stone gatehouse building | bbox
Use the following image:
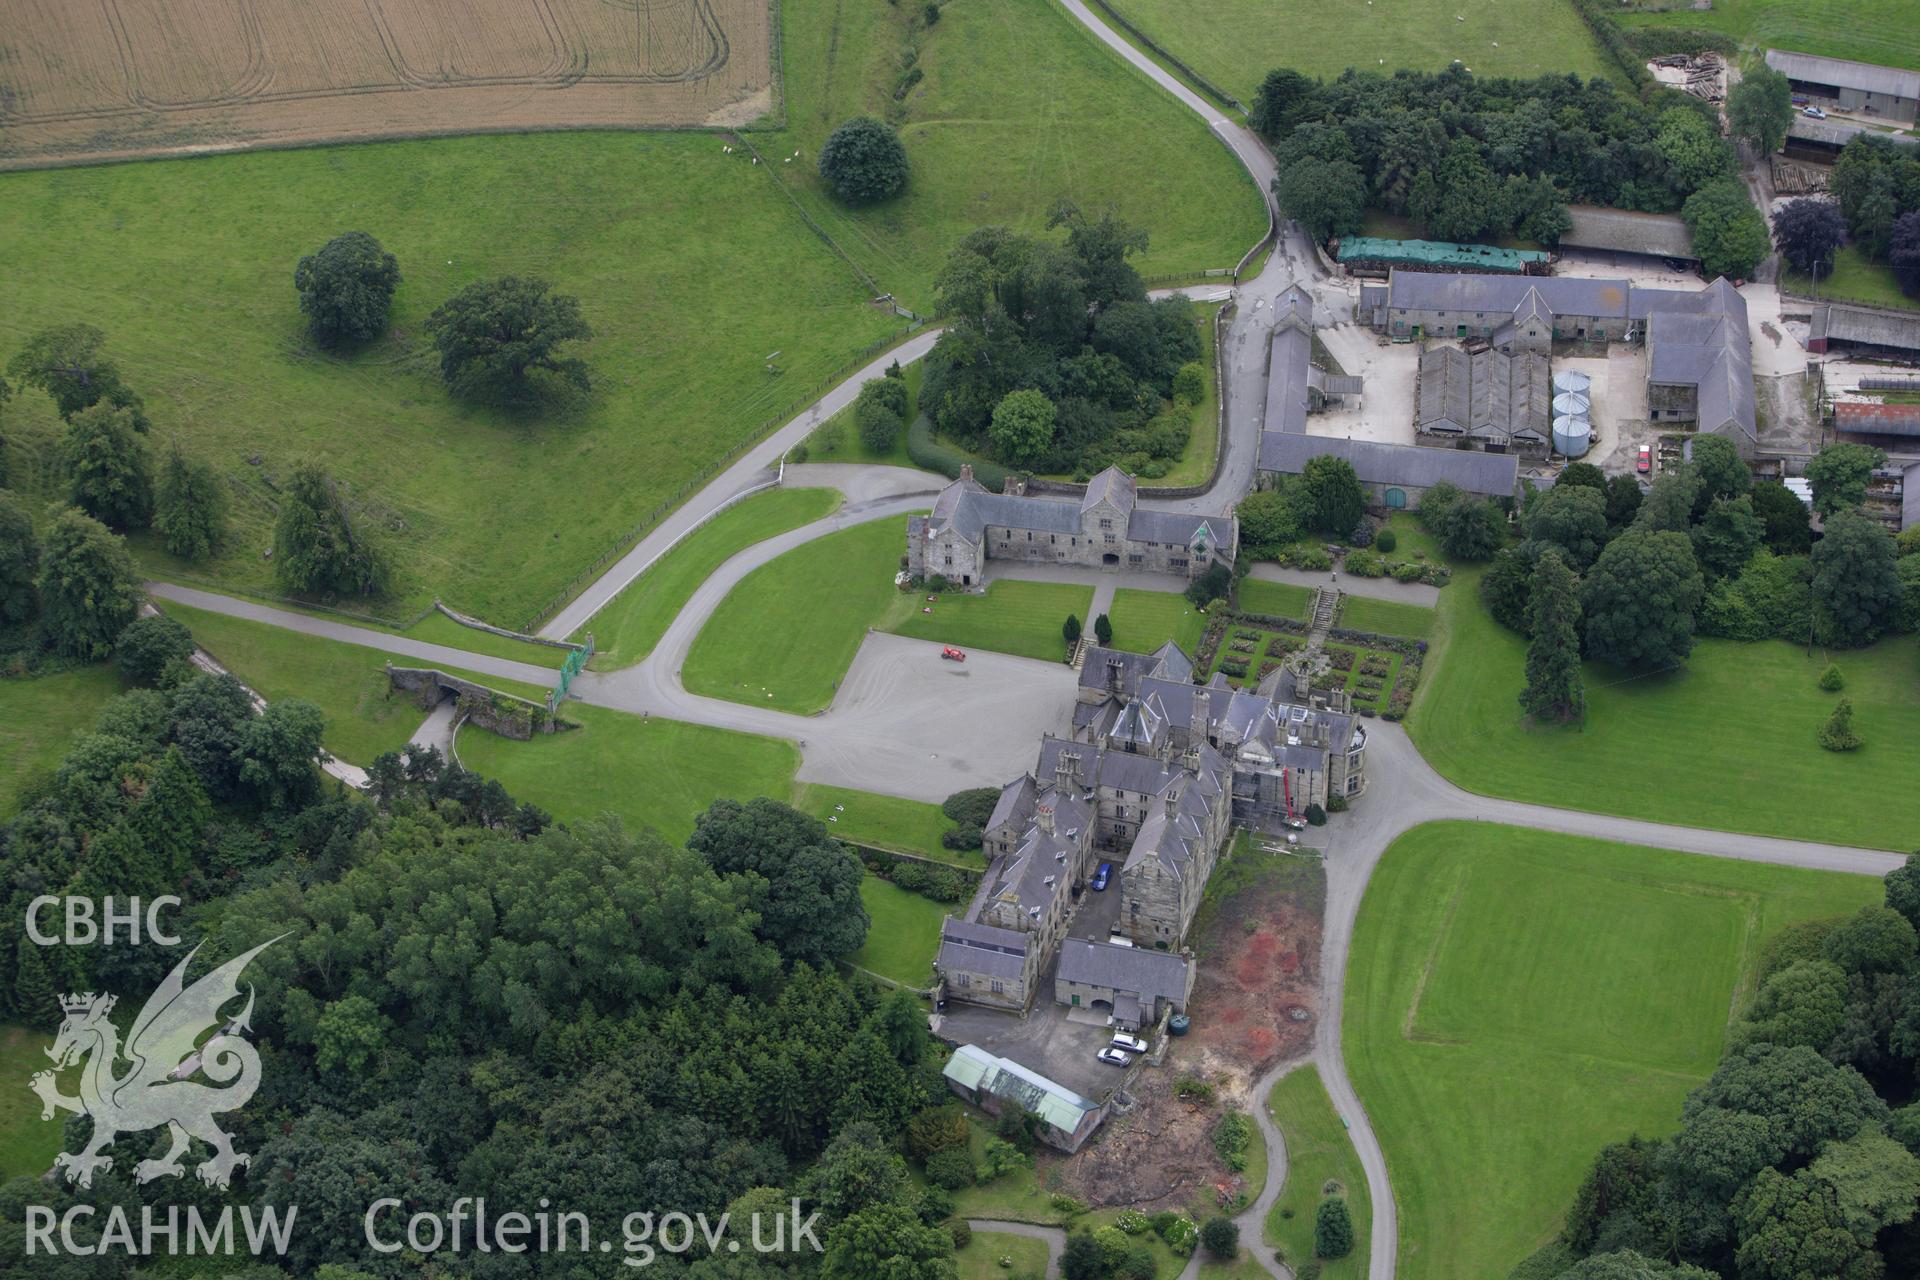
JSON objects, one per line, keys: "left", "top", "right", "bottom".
{"left": 906, "top": 465, "right": 1236, "bottom": 585}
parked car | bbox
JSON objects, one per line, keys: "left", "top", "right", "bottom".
{"left": 1096, "top": 1047, "right": 1132, "bottom": 1067}
{"left": 941, "top": 646, "right": 966, "bottom": 662}
{"left": 1803, "top": 106, "right": 1827, "bottom": 119}
{"left": 1110, "top": 1032, "right": 1149, "bottom": 1054}
{"left": 1091, "top": 861, "right": 1113, "bottom": 891}
{"left": 1637, "top": 444, "right": 1653, "bottom": 474}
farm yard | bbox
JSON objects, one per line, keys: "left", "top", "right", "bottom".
{"left": 1345, "top": 822, "right": 1882, "bottom": 1280}
{"left": 1097, "top": 0, "right": 1616, "bottom": 105}
{"left": 0, "top": 0, "right": 773, "bottom": 168}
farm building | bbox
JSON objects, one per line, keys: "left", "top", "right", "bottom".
{"left": 1336, "top": 236, "right": 1549, "bottom": 277}
{"left": 1373, "top": 270, "right": 1758, "bottom": 454}
{"left": 1556, "top": 206, "right": 1696, "bottom": 265}
{"left": 1414, "top": 346, "right": 1552, "bottom": 455}
{"left": 1834, "top": 401, "right": 1920, "bottom": 443}
{"left": 1264, "top": 281, "right": 1364, "bottom": 435}
{"left": 1764, "top": 50, "right": 1920, "bottom": 124}
{"left": 1784, "top": 116, "right": 1866, "bottom": 161}
{"left": 1055, "top": 939, "right": 1195, "bottom": 1032}
{"left": 942, "top": 1045, "right": 1106, "bottom": 1152}
{"left": 1808, "top": 303, "right": 1920, "bottom": 358}
{"left": 937, "top": 920, "right": 1040, "bottom": 1012}
{"left": 1258, "top": 432, "right": 1521, "bottom": 507}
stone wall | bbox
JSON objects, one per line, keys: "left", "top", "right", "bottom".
{"left": 386, "top": 666, "right": 564, "bottom": 741}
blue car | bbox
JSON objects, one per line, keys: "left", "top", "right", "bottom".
{"left": 1090, "top": 862, "right": 1113, "bottom": 891}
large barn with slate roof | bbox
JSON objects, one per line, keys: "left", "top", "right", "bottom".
{"left": 906, "top": 464, "right": 1236, "bottom": 584}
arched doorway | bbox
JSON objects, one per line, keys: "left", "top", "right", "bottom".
{"left": 1385, "top": 487, "right": 1407, "bottom": 509}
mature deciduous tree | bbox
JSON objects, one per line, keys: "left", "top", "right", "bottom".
{"left": 1692, "top": 495, "right": 1763, "bottom": 580}
{"left": 687, "top": 797, "right": 870, "bottom": 967}
{"left": 1771, "top": 198, "right": 1848, "bottom": 278}
{"left": 1580, "top": 531, "right": 1703, "bottom": 670}
{"left": 1749, "top": 479, "right": 1812, "bottom": 554}
{"left": 1634, "top": 470, "right": 1700, "bottom": 534}
{"left": 1524, "top": 485, "right": 1608, "bottom": 571}
{"left": 1682, "top": 180, "right": 1771, "bottom": 281}
{"left": 37, "top": 506, "right": 142, "bottom": 659}
{"left": 0, "top": 490, "right": 38, "bottom": 625}
{"left": 1521, "top": 548, "right": 1584, "bottom": 724}
{"left": 1728, "top": 67, "right": 1794, "bottom": 158}
{"left": 235, "top": 698, "right": 326, "bottom": 811}
{"left": 1273, "top": 157, "right": 1367, "bottom": 242}
{"left": 7, "top": 323, "right": 149, "bottom": 429}
{"left": 1806, "top": 443, "right": 1886, "bottom": 518}
{"left": 855, "top": 375, "right": 911, "bottom": 452}
{"left": 1811, "top": 509, "right": 1902, "bottom": 646}
{"left": 1893, "top": 210, "right": 1920, "bottom": 297}
{"left": 294, "top": 231, "right": 401, "bottom": 343}
{"left": 818, "top": 117, "right": 910, "bottom": 205}
{"left": 115, "top": 614, "right": 193, "bottom": 687}
{"left": 1604, "top": 474, "right": 1643, "bottom": 530}
{"left": 1481, "top": 544, "right": 1538, "bottom": 635}
{"left": 62, "top": 403, "right": 151, "bottom": 530}
{"left": 426, "top": 276, "right": 591, "bottom": 401}
{"left": 988, "top": 388, "right": 1056, "bottom": 468}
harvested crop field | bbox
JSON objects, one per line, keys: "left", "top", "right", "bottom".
{"left": 0, "top": 0, "right": 772, "bottom": 169}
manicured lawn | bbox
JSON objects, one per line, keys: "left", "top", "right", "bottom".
{"left": 1101, "top": 0, "right": 1614, "bottom": 104}
{"left": 1265, "top": 1065, "right": 1371, "bottom": 1280}
{"left": 0, "top": 665, "right": 126, "bottom": 815}
{"left": 684, "top": 516, "right": 910, "bottom": 714}
{"left": 1152, "top": 302, "right": 1225, "bottom": 489}
{"left": 0, "top": 1025, "right": 68, "bottom": 1180}
{"left": 792, "top": 782, "right": 981, "bottom": 867}
{"left": 1377, "top": 512, "right": 1445, "bottom": 564}
{"left": 956, "top": 1231, "right": 1051, "bottom": 1280}
{"left": 157, "top": 602, "right": 550, "bottom": 768}
{"left": 1617, "top": 0, "right": 1920, "bottom": 71}
{"left": 1409, "top": 566, "right": 1920, "bottom": 849}
{"left": 1346, "top": 822, "right": 1882, "bottom": 1280}
{"left": 886, "top": 579, "right": 1093, "bottom": 664}
{"left": 764, "top": 0, "right": 1266, "bottom": 312}
{"left": 1780, "top": 244, "right": 1920, "bottom": 313}
{"left": 1107, "top": 587, "right": 1208, "bottom": 655}
{"left": 454, "top": 705, "right": 800, "bottom": 847}
{"left": 1237, "top": 579, "right": 1311, "bottom": 620}
{"left": 1337, "top": 595, "right": 1435, "bottom": 640}
{"left": 578, "top": 487, "right": 843, "bottom": 668}
{"left": 402, "top": 611, "right": 572, "bottom": 669}
{"left": 850, "top": 875, "right": 950, "bottom": 987}
{"left": 0, "top": 134, "right": 906, "bottom": 626}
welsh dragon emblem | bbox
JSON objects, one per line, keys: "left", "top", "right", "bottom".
{"left": 29, "top": 938, "right": 279, "bottom": 1189}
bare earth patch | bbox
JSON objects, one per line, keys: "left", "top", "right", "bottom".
{"left": 1056, "top": 854, "right": 1325, "bottom": 1211}
{"left": 0, "top": 0, "right": 773, "bottom": 169}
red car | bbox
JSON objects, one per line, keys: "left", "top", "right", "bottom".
{"left": 1636, "top": 444, "right": 1653, "bottom": 475}
{"left": 941, "top": 646, "right": 966, "bottom": 662}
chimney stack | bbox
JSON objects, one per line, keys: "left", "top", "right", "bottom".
{"left": 1037, "top": 802, "right": 1055, "bottom": 835}
{"left": 1106, "top": 658, "right": 1123, "bottom": 695}
{"left": 959, "top": 463, "right": 975, "bottom": 485}
{"left": 1192, "top": 689, "right": 1211, "bottom": 747}
{"left": 1056, "top": 750, "right": 1079, "bottom": 793}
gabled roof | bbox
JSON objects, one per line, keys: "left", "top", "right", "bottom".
{"left": 1645, "top": 279, "right": 1754, "bottom": 445}
{"left": 1386, "top": 269, "right": 1632, "bottom": 320}
{"left": 1765, "top": 49, "right": 1920, "bottom": 101}
{"left": 1258, "top": 432, "right": 1519, "bottom": 497}
{"left": 986, "top": 775, "right": 1037, "bottom": 835}
{"left": 1080, "top": 466, "right": 1136, "bottom": 515}
{"left": 1127, "top": 508, "right": 1228, "bottom": 549}
{"left": 1057, "top": 938, "right": 1193, "bottom": 1002}
{"left": 938, "top": 920, "right": 1030, "bottom": 982}
{"left": 944, "top": 1045, "right": 1100, "bottom": 1132}
{"left": 1559, "top": 207, "right": 1696, "bottom": 261}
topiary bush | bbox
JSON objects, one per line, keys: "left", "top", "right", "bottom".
{"left": 1819, "top": 663, "right": 1844, "bottom": 692}
{"left": 818, "top": 116, "right": 910, "bottom": 204}
{"left": 1374, "top": 528, "right": 1397, "bottom": 554}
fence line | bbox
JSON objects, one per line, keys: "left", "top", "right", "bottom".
{"left": 1080, "top": 0, "right": 1246, "bottom": 114}
{"left": 434, "top": 601, "right": 581, "bottom": 651}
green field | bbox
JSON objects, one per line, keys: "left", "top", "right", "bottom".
{"left": 765, "top": 0, "right": 1266, "bottom": 310}
{"left": 1617, "top": 0, "right": 1920, "bottom": 71}
{"left": 1106, "top": 587, "right": 1208, "bottom": 654}
{"left": 850, "top": 874, "right": 950, "bottom": 987}
{"left": 1409, "top": 566, "right": 1920, "bottom": 849}
{"left": 0, "top": 665, "right": 126, "bottom": 815}
{"left": 791, "top": 782, "right": 978, "bottom": 866}
{"left": 0, "top": 1026, "right": 65, "bottom": 1180}
{"left": 1781, "top": 244, "right": 1920, "bottom": 313}
{"left": 1346, "top": 822, "right": 1882, "bottom": 1280}
{"left": 1100, "top": 0, "right": 1614, "bottom": 104}
{"left": 956, "top": 1231, "right": 1051, "bottom": 1280}
{"left": 1337, "top": 595, "right": 1435, "bottom": 640}
{"left": 1237, "top": 578, "right": 1312, "bottom": 620}
{"left": 887, "top": 579, "right": 1092, "bottom": 663}
{"left": 455, "top": 704, "right": 800, "bottom": 846}
{"left": 684, "top": 517, "right": 908, "bottom": 714}
{"left": 578, "top": 487, "right": 843, "bottom": 667}
{"left": 1265, "top": 1066, "right": 1371, "bottom": 1280}
{"left": 803, "top": 367, "right": 925, "bottom": 468}
{"left": 157, "top": 602, "right": 550, "bottom": 768}
{"left": 0, "top": 134, "right": 905, "bottom": 626}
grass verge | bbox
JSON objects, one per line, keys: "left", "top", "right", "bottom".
{"left": 1336, "top": 595, "right": 1435, "bottom": 640}
{"left": 850, "top": 874, "right": 950, "bottom": 987}
{"left": 1345, "top": 821, "right": 1881, "bottom": 1280}
{"left": 1237, "top": 579, "right": 1311, "bottom": 620}
{"left": 886, "top": 579, "right": 1092, "bottom": 664}
{"left": 1264, "top": 1064, "right": 1371, "bottom": 1280}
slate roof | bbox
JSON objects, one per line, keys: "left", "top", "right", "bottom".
{"left": 986, "top": 774, "right": 1037, "bottom": 835}
{"left": 1386, "top": 270, "right": 1633, "bottom": 320}
{"left": 1264, "top": 321, "right": 1313, "bottom": 435}
{"left": 1646, "top": 279, "right": 1755, "bottom": 445}
{"left": 938, "top": 920, "right": 1030, "bottom": 982}
{"left": 1056, "top": 939, "right": 1193, "bottom": 1003}
{"left": 1128, "top": 509, "right": 1228, "bottom": 549}
{"left": 1559, "top": 206, "right": 1696, "bottom": 261}
{"left": 1786, "top": 117, "right": 1866, "bottom": 148}
{"left": 988, "top": 786, "right": 1093, "bottom": 920}
{"left": 1905, "top": 463, "right": 1920, "bottom": 530}
{"left": 1258, "top": 432, "right": 1520, "bottom": 497}
{"left": 1765, "top": 49, "right": 1920, "bottom": 101}
{"left": 926, "top": 486, "right": 1083, "bottom": 542}
{"left": 1416, "top": 346, "right": 1471, "bottom": 436}
{"left": 1081, "top": 466, "right": 1136, "bottom": 514}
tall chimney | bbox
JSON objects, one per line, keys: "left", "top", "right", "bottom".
{"left": 1191, "top": 689, "right": 1211, "bottom": 746}
{"left": 1106, "top": 658, "right": 1122, "bottom": 695}
{"left": 1056, "top": 749, "right": 1079, "bottom": 793}
{"left": 1037, "top": 802, "right": 1055, "bottom": 835}
{"left": 959, "top": 463, "right": 975, "bottom": 485}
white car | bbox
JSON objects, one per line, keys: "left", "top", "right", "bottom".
{"left": 1802, "top": 106, "right": 1827, "bottom": 119}
{"left": 1110, "top": 1032, "right": 1149, "bottom": 1054}
{"left": 1096, "top": 1047, "right": 1132, "bottom": 1067}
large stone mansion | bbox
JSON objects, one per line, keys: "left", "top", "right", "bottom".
{"left": 906, "top": 465, "right": 1237, "bottom": 585}
{"left": 936, "top": 641, "right": 1365, "bottom": 1024}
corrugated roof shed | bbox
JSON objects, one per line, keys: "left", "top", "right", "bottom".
{"left": 1818, "top": 304, "right": 1920, "bottom": 354}
{"left": 1338, "top": 237, "right": 1548, "bottom": 273}
{"left": 1835, "top": 401, "right": 1920, "bottom": 437}
{"left": 942, "top": 1045, "right": 1101, "bottom": 1133}
{"left": 1765, "top": 49, "right": 1920, "bottom": 101}
{"left": 1559, "top": 206, "right": 1696, "bottom": 261}
{"left": 1257, "top": 432, "right": 1520, "bottom": 497}
{"left": 1786, "top": 117, "right": 1866, "bottom": 148}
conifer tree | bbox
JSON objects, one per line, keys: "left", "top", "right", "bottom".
{"left": 1520, "top": 547, "right": 1585, "bottom": 724}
